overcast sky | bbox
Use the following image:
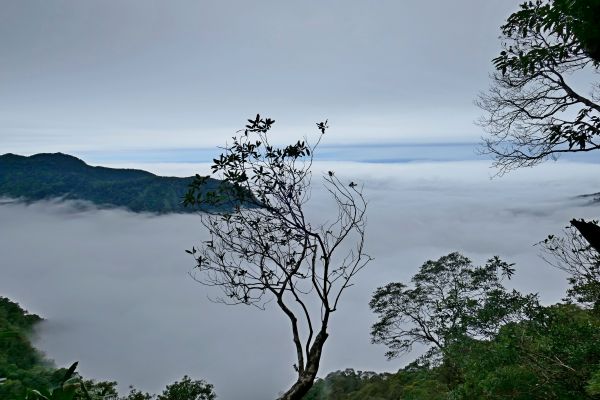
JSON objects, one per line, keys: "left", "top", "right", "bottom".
{"left": 1, "top": 0, "right": 521, "bottom": 154}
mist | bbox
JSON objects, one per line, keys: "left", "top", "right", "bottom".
{"left": 1, "top": 160, "right": 599, "bottom": 399}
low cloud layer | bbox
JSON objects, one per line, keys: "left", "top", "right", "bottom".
{"left": 1, "top": 160, "right": 599, "bottom": 399}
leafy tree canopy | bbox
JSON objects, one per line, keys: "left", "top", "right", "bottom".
{"left": 478, "top": 0, "right": 600, "bottom": 172}
{"left": 370, "top": 252, "right": 538, "bottom": 361}
{"left": 303, "top": 367, "right": 448, "bottom": 400}
{"left": 156, "top": 376, "right": 216, "bottom": 400}
{"left": 450, "top": 304, "right": 600, "bottom": 399}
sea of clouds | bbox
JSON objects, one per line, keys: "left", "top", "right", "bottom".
{"left": 1, "top": 160, "right": 599, "bottom": 399}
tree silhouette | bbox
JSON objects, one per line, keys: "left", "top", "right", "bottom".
{"left": 478, "top": 0, "right": 600, "bottom": 174}
{"left": 184, "top": 115, "right": 371, "bottom": 400}
{"left": 478, "top": 0, "right": 600, "bottom": 264}
{"left": 157, "top": 376, "right": 215, "bottom": 400}
{"left": 539, "top": 220, "right": 600, "bottom": 307}
{"left": 370, "top": 253, "right": 537, "bottom": 362}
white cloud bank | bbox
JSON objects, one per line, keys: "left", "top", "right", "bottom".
{"left": 1, "top": 160, "right": 599, "bottom": 399}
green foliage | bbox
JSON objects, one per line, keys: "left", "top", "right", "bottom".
{"left": 303, "top": 367, "right": 448, "bottom": 400}
{"left": 0, "top": 153, "right": 226, "bottom": 214}
{"left": 0, "top": 297, "right": 43, "bottom": 370}
{"left": 493, "top": 0, "right": 600, "bottom": 76}
{"left": 0, "top": 297, "right": 64, "bottom": 400}
{"left": 156, "top": 376, "right": 216, "bottom": 400}
{"left": 26, "top": 362, "right": 91, "bottom": 400}
{"left": 304, "top": 303, "right": 600, "bottom": 400}
{"left": 587, "top": 368, "right": 600, "bottom": 395}
{"left": 370, "top": 252, "right": 538, "bottom": 361}
{"left": 81, "top": 379, "right": 118, "bottom": 399}
{"left": 478, "top": 0, "right": 600, "bottom": 172}
{"left": 363, "top": 249, "right": 600, "bottom": 399}
{"left": 0, "top": 296, "right": 218, "bottom": 400}
{"left": 450, "top": 304, "right": 600, "bottom": 399}
{"left": 122, "top": 386, "right": 154, "bottom": 400}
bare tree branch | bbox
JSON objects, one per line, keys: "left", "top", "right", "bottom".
{"left": 184, "top": 115, "right": 371, "bottom": 400}
{"left": 478, "top": 0, "right": 600, "bottom": 174}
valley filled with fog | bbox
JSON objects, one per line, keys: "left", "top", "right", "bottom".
{"left": 1, "top": 159, "right": 598, "bottom": 400}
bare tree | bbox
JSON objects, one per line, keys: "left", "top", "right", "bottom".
{"left": 184, "top": 115, "right": 371, "bottom": 400}
{"left": 477, "top": 0, "right": 600, "bottom": 174}
{"left": 538, "top": 219, "right": 600, "bottom": 307}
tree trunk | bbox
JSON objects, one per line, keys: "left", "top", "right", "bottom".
{"left": 278, "top": 331, "right": 328, "bottom": 400}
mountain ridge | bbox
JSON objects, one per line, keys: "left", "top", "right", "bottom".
{"left": 0, "top": 152, "right": 223, "bottom": 213}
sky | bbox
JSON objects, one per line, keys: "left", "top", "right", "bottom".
{"left": 1, "top": 0, "right": 522, "bottom": 155}
{"left": 2, "top": 1, "right": 600, "bottom": 399}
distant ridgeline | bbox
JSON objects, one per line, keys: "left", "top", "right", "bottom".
{"left": 578, "top": 192, "right": 600, "bottom": 204}
{"left": 0, "top": 153, "right": 230, "bottom": 213}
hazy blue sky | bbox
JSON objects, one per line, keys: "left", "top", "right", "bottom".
{"left": 1, "top": 0, "right": 521, "bottom": 155}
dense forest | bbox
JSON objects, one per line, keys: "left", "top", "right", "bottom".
{"left": 0, "top": 296, "right": 216, "bottom": 400}
{"left": 303, "top": 250, "right": 600, "bottom": 399}
{"left": 0, "top": 297, "right": 65, "bottom": 398}
{"left": 0, "top": 153, "right": 229, "bottom": 214}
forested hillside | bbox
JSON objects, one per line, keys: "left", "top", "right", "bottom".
{"left": 0, "top": 297, "right": 65, "bottom": 398}
{"left": 301, "top": 307, "right": 600, "bottom": 399}
{"left": 0, "top": 153, "right": 226, "bottom": 213}
{"left": 300, "top": 246, "right": 600, "bottom": 399}
{"left": 302, "top": 306, "right": 600, "bottom": 399}
{"left": 0, "top": 297, "right": 216, "bottom": 400}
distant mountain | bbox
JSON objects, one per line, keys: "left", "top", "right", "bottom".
{"left": 578, "top": 192, "right": 600, "bottom": 204}
{"left": 0, "top": 153, "right": 225, "bottom": 213}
